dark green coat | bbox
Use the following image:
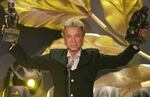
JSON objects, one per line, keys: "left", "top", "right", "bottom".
{"left": 9, "top": 44, "right": 139, "bottom": 97}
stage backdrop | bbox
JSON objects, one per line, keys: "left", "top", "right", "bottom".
{"left": 0, "top": 0, "right": 150, "bottom": 97}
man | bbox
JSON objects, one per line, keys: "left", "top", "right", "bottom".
{"left": 8, "top": 18, "right": 147, "bottom": 97}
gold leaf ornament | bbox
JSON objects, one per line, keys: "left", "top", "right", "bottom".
{"left": 94, "top": 64, "right": 150, "bottom": 97}
{"left": 68, "top": 0, "right": 91, "bottom": 13}
{"left": 14, "top": 0, "right": 91, "bottom": 29}
{"left": 100, "top": 0, "right": 142, "bottom": 36}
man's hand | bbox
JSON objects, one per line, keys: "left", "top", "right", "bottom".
{"left": 125, "top": 27, "right": 148, "bottom": 46}
{"left": 138, "top": 28, "right": 148, "bottom": 40}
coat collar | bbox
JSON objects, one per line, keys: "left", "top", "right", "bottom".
{"left": 53, "top": 49, "right": 90, "bottom": 69}
{"left": 64, "top": 49, "right": 90, "bottom": 69}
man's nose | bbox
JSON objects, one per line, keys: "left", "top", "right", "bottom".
{"left": 71, "top": 37, "right": 76, "bottom": 42}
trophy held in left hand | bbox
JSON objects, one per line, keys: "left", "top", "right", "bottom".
{"left": 2, "top": 2, "right": 20, "bottom": 44}
{"left": 125, "top": 6, "right": 149, "bottom": 46}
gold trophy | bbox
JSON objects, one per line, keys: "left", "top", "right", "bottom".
{"left": 2, "top": 2, "right": 20, "bottom": 43}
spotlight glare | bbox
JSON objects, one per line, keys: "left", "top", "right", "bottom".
{"left": 26, "top": 78, "right": 37, "bottom": 89}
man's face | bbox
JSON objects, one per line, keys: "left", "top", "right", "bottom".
{"left": 63, "top": 26, "right": 84, "bottom": 53}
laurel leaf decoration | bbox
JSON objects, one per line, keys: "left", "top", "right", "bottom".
{"left": 14, "top": 0, "right": 91, "bottom": 29}
{"left": 100, "top": 0, "right": 142, "bottom": 36}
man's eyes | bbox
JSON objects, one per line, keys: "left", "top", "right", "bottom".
{"left": 66, "top": 34, "right": 82, "bottom": 38}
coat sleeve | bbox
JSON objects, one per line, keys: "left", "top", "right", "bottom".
{"left": 96, "top": 45, "right": 139, "bottom": 70}
{"left": 9, "top": 44, "right": 50, "bottom": 70}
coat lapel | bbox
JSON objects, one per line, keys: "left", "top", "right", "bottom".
{"left": 77, "top": 49, "right": 90, "bottom": 69}
{"left": 60, "top": 49, "right": 68, "bottom": 67}
{"left": 51, "top": 49, "right": 68, "bottom": 68}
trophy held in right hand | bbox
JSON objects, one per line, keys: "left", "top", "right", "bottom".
{"left": 2, "top": 2, "right": 20, "bottom": 44}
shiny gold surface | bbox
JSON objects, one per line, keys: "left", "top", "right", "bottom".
{"left": 12, "top": 0, "right": 91, "bottom": 29}
{"left": 94, "top": 64, "right": 150, "bottom": 97}
{"left": 100, "top": 0, "right": 142, "bottom": 36}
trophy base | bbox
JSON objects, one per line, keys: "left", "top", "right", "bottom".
{"left": 2, "top": 28, "right": 20, "bottom": 43}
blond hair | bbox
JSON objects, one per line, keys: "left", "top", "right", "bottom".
{"left": 62, "top": 18, "right": 85, "bottom": 36}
